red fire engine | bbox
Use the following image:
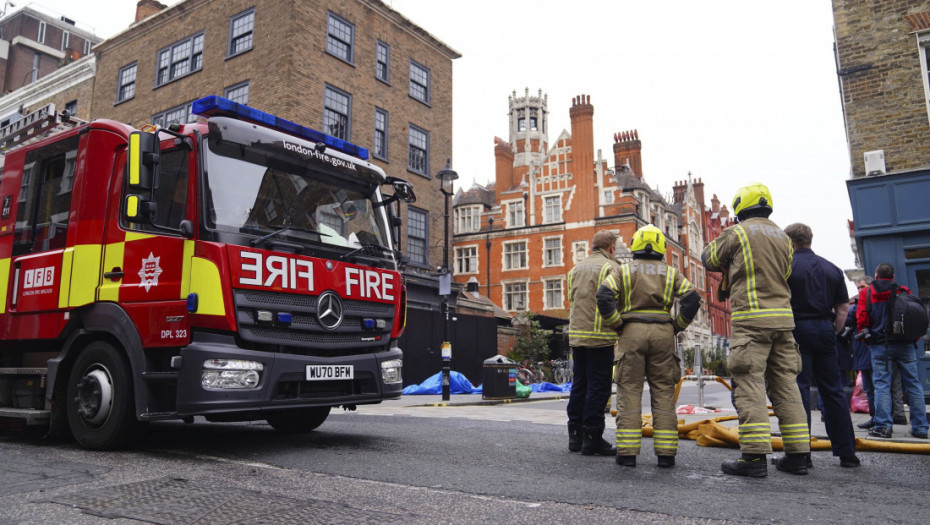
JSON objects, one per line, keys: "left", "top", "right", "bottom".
{"left": 0, "top": 97, "right": 415, "bottom": 449}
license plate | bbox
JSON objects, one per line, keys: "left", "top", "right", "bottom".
{"left": 305, "top": 365, "right": 354, "bottom": 381}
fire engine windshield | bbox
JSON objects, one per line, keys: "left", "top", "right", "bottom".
{"left": 202, "top": 117, "right": 392, "bottom": 255}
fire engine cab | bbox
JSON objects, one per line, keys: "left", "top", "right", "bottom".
{"left": 0, "top": 96, "right": 415, "bottom": 449}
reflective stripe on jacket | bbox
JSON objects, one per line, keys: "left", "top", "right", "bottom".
{"left": 701, "top": 217, "right": 794, "bottom": 329}
{"left": 568, "top": 249, "right": 622, "bottom": 346}
{"left": 596, "top": 258, "right": 701, "bottom": 332}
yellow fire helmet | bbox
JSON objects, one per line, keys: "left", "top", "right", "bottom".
{"left": 732, "top": 182, "right": 773, "bottom": 217}
{"left": 630, "top": 224, "right": 666, "bottom": 256}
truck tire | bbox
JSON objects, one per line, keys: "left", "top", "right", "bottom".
{"left": 66, "top": 341, "right": 140, "bottom": 450}
{"left": 266, "top": 407, "right": 331, "bottom": 433}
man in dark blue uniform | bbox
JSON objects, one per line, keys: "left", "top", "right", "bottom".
{"left": 783, "top": 223, "right": 860, "bottom": 469}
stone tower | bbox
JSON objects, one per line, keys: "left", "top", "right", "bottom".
{"left": 509, "top": 88, "right": 549, "bottom": 170}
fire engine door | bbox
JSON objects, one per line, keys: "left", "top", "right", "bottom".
{"left": 3, "top": 138, "right": 78, "bottom": 339}
{"left": 99, "top": 147, "right": 192, "bottom": 345}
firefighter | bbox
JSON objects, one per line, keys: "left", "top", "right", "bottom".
{"left": 596, "top": 225, "right": 701, "bottom": 468}
{"left": 702, "top": 183, "right": 810, "bottom": 477}
{"left": 566, "top": 230, "right": 622, "bottom": 456}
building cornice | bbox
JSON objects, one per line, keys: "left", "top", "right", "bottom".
{"left": 0, "top": 55, "right": 96, "bottom": 117}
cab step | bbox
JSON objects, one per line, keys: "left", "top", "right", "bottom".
{"left": 0, "top": 407, "right": 50, "bottom": 425}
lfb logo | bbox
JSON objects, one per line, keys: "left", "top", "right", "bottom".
{"left": 23, "top": 267, "right": 55, "bottom": 289}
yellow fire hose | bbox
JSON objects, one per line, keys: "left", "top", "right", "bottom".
{"left": 610, "top": 375, "right": 930, "bottom": 454}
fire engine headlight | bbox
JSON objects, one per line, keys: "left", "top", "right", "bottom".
{"left": 201, "top": 359, "right": 264, "bottom": 389}
{"left": 380, "top": 358, "right": 403, "bottom": 384}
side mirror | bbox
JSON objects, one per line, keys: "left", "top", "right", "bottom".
{"left": 391, "top": 179, "right": 416, "bottom": 203}
{"left": 127, "top": 131, "right": 158, "bottom": 190}
{"left": 124, "top": 194, "right": 156, "bottom": 224}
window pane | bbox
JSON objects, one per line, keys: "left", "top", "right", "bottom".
{"left": 409, "top": 61, "right": 429, "bottom": 102}
{"left": 327, "top": 14, "right": 353, "bottom": 62}
{"left": 225, "top": 82, "right": 249, "bottom": 104}
{"left": 376, "top": 41, "right": 389, "bottom": 81}
{"left": 408, "top": 126, "right": 428, "bottom": 174}
{"left": 374, "top": 109, "right": 387, "bottom": 158}
{"left": 230, "top": 10, "right": 254, "bottom": 54}
{"left": 407, "top": 208, "right": 427, "bottom": 264}
{"left": 324, "top": 86, "right": 350, "bottom": 140}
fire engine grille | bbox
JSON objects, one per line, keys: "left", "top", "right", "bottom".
{"left": 233, "top": 290, "right": 394, "bottom": 353}
{"left": 273, "top": 372, "right": 378, "bottom": 400}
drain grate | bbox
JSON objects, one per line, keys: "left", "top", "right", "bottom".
{"left": 48, "top": 477, "right": 410, "bottom": 524}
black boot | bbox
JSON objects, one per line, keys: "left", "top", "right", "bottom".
{"left": 721, "top": 453, "right": 767, "bottom": 477}
{"left": 568, "top": 422, "right": 583, "bottom": 452}
{"left": 657, "top": 455, "right": 675, "bottom": 468}
{"left": 772, "top": 453, "right": 809, "bottom": 475}
{"left": 581, "top": 427, "right": 616, "bottom": 456}
{"left": 856, "top": 418, "right": 874, "bottom": 429}
{"left": 616, "top": 455, "right": 636, "bottom": 467}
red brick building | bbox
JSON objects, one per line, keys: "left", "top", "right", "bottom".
{"left": 452, "top": 90, "right": 725, "bottom": 349}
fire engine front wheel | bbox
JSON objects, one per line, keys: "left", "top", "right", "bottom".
{"left": 266, "top": 407, "right": 331, "bottom": 434}
{"left": 66, "top": 342, "right": 140, "bottom": 450}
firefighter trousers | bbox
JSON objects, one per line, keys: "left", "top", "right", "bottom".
{"left": 614, "top": 322, "right": 680, "bottom": 457}
{"left": 728, "top": 325, "right": 810, "bottom": 455}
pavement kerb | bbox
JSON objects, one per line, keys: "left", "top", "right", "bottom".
{"left": 389, "top": 391, "right": 930, "bottom": 451}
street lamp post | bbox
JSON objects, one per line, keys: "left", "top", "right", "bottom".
{"left": 485, "top": 217, "right": 494, "bottom": 297}
{"left": 437, "top": 159, "right": 458, "bottom": 402}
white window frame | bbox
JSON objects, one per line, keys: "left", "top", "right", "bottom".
{"left": 604, "top": 190, "right": 613, "bottom": 204}
{"left": 543, "top": 278, "right": 564, "bottom": 310}
{"left": 542, "top": 235, "right": 563, "bottom": 267}
{"left": 37, "top": 21, "right": 46, "bottom": 44}
{"left": 572, "top": 241, "right": 588, "bottom": 263}
{"left": 454, "top": 204, "right": 482, "bottom": 234}
{"left": 454, "top": 244, "right": 479, "bottom": 275}
{"left": 503, "top": 280, "right": 529, "bottom": 312}
{"left": 61, "top": 31, "right": 69, "bottom": 51}
{"left": 502, "top": 240, "right": 528, "bottom": 271}
{"left": 918, "top": 32, "right": 930, "bottom": 126}
{"left": 543, "top": 194, "right": 562, "bottom": 224}
{"left": 506, "top": 199, "right": 525, "bottom": 228}
{"left": 83, "top": 39, "right": 91, "bottom": 55}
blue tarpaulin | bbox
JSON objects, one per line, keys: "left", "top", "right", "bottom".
{"left": 401, "top": 372, "right": 572, "bottom": 395}
{"left": 531, "top": 382, "right": 572, "bottom": 393}
{"left": 402, "top": 371, "right": 481, "bottom": 395}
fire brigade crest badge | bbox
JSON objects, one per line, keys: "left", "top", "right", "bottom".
{"left": 139, "top": 252, "right": 163, "bottom": 292}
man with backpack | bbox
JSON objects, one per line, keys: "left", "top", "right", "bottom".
{"left": 855, "top": 263, "right": 929, "bottom": 439}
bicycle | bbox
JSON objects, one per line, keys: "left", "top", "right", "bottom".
{"left": 550, "top": 358, "right": 572, "bottom": 384}
{"left": 515, "top": 360, "right": 545, "bottom": 384}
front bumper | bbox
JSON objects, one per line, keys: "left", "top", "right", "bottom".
{"left": 174, "top": 333, "right": 402, "bottom": 417}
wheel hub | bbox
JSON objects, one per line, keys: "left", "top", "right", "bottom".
{"left": 74, "top": 369, "right": 113, "bottom": 426}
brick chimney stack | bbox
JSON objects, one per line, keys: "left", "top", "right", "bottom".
{"left": 672, "top": 179, "right": 687, "bottom": 204}
{"left": 568, "top": 95, "right": 595, "bottom": 222}
{"left": 494, "top": 136, "right": 516, "bottom": 192}
{"left": 711, "top": 193, "right": 720, "bottom": 213}
{"left": 136, "top": 0, "right": 168, "bottom": 23}
{"left": 613, "top": 129, "right": 643, "bottom": 179}
{"left": 693, "top": 177, "right": 705, "bottom": 210}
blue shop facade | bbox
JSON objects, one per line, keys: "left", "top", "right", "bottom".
{"left": 847, "top": 168, "right": 930, "bottom": 397}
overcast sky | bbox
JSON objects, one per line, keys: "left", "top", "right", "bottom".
{"left": 27, "top": 0, "right": 857, "bottom": 292}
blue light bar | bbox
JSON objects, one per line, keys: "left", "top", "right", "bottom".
{"left": 192, "top": 95, "right": 369, "bottom": 160}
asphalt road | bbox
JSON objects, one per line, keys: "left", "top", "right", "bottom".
{"left": 1, "top": 390, "right": 929, "bottom": 524}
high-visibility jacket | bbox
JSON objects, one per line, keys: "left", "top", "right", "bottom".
{"left": 701, "top": 217, "right": 794, "bottom": 329}
{"left": 567, "top": 248, "right": 622, "bottom": 347}
{"left": 595, "top": 258, "right": 701, "bottom": 332}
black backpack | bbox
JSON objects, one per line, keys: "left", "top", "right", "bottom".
{"left": 866, "top": 285, "right": 930, "bottom": 343}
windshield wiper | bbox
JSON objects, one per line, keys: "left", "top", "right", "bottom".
{"left": 340, "top": 240, "right": 393, "bottom": 261}
{"left": 250, "top": 226, "right": 330, "bottom": 248}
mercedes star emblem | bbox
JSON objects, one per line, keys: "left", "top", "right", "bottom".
{"left": 317, "top": 291, "right": 344, "bottom": 330}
